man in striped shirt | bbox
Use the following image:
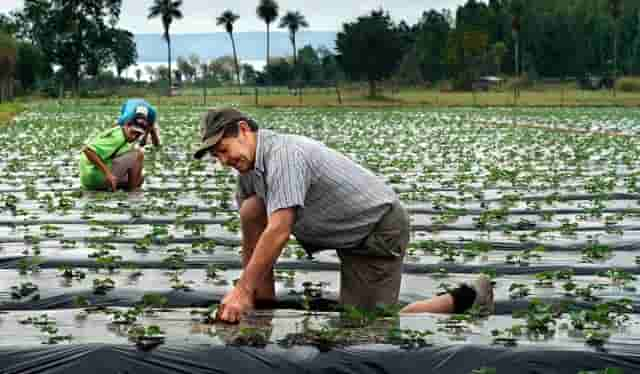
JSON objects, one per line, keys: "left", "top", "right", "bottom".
{"left": 194, "top": 108, "right": 493, "bottom": 323}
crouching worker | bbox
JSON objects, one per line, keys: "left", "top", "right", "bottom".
{"left": 79, "top": 100, "right": 156, "bottom": 191}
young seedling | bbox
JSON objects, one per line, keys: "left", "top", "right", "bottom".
{"left": 162, "top": 251, "right": 186, "bottom": 270}
{"left": 17, "top": 257, "right": 42, "bottom": 275}
{"left": 10, "top": 282, "right": 40, "bottom": 300}
{"left": 111, "top": 307, "right": 143, "bottom": 325}
{"left": 385, "top": 328, "right": 433, "bottom": 349}
{"left": 191, "top": 305, "right": 219, "bottom": 324}
{"left": 598, "top": 269, "right": 636, "bottom": 291}
{"left": 93, "top": 278, "right": 115, "bottom": 295}
{"left": 581, "top": 243, "right": 613, "bottom": 263}
{"left": 58, "top": 266, "right": 86, "bottom": 280}
{"left": 128, "top": 324, "right": 165, "bottom": 349}
{"left": 491, "top": 325, "right": 524, "bottom": 347}
{"left": 168, "top": 270, "right": 193, "bottom": 291}
{"left": 230, "top": 327, "right": 270, "bottom": 347}
{"left": 512, "top": 299, "right": 558, "bottom": 339}
{"left": 509, "top": 283, "right": 531, "bottom": 299}
{"left": 577, "top": 368, "right": 623, "bottom": 374}
{"left": 471, "top": 368, "right": 497, "bottom": 374}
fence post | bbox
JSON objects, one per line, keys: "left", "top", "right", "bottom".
{"left": 335, "top": 82, "right": 342, "bottom": 105}
{"left": 203, "top": 83, "right": 207, "bottom": 106}
{"left": 254, "top": 87, "right": 259, "bottom": 106}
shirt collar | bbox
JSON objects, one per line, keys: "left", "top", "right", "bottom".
{"left": 254, "top": 129, "right": 271, "bottom": 173}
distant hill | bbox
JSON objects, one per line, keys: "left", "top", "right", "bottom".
{"left": 135, "top": 31, "right": 337, "bottom": 62}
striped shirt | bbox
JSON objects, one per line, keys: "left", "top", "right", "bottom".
{"left": 236, "top": 129, "right": 397, "bottom": 251}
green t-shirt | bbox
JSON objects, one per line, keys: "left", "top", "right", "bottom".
{"left": 79, "top": 127, "right": 132, "bottom": 189}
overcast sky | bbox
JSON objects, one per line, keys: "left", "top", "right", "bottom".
{"left": 1, "top": 0, "right": 469, "bottom": 33}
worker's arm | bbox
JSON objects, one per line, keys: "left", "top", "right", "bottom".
{"left": 217, "top": 208, "right": 295, "bottom": 323}
{"left": 240, "top": 207, "right": 294, "bottom": 291}
{"left": 148, "top": 122, "right": 161, "bottom": 147}
{"left": 83, "top": 146, "right": 116, "bottom": 191}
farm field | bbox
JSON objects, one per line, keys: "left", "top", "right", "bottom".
{"left": 1, "top": 103, "right": 640, "bottom": 373}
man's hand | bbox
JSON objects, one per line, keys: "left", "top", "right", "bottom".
{"left": 217, "top": 283, "right": 254, "bottom": 323}
{"left": 105, "top": 172, "right": 118, "bottom": 191}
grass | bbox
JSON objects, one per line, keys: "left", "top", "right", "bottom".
{"left": 143, "top": 87, "right": 640, "bottom": 108}
{"left": 0, "top": 103, "right": 25, "bottom": 125}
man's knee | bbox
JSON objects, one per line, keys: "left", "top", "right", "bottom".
{"left": 239, "top": 196, "right": 267, "bottom": 225}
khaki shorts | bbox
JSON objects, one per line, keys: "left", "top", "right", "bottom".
{"left": 111, "top": 150, "right": 139, "bottom": 187}
{"left": 303, "top": 200, "right": 410, "bottom": 310}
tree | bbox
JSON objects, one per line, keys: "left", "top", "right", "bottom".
{"left": 609, "top": 0, "right": 623, "bottom": 88}
{"left": 241, "top": 63, "right": 257, "bottom": 84}
{"left": 256, "top": 0, "right": 279, "bottom": 70}
{"left": 144, "top": 65, "right": 156, "bottom": 81}
{"left": 259, "top": 57, "right": 292, "bottom": 85}
{"left": 415, "top": 9, "right": 451, "bottom": 82}
{"left": 491, "top": 41, "right": 507, "bottom": 74}
{"left": 148, "top": 0, "right": 183, "bottom": 95}
{"left": 0, "top": 13, "right": 18, "bottom": 35}
{"left": 177, "top": 56, "right": 196, "bottom": 82}
{"left": 297, "top": 45, "right": 323, "bottom": 82}
{"left": 0, "top": 31, "right": 17, "bottom": 102}
{"left": 318, "top": 46, "right": 343, "bottom": 82}
{"left": 16, "top": 41, "right": 50, "bottom": 91}
{"left": 208, "top": 56, "right": 236, "bottom": 83}
{"left": 135, "top": 68, "right": 142, "bottom": 82}
{"left": 216, "top": 10, "right": 241, "bottom": 85}
{"left": 279, "top": 11, "right": 309, "bottom": 70}
{"left": 18, "top": 0, "right": 125, "bottom": 96}
{"left": 156, "top": 65, "right": 170, "bottom": 81}
{"left": 510, "top": 0, "right": 524, "bottom": 77}
{"left": 336, "top": 9, "right": 404, "bottom": 97}
{"left": 111, "top": 29, "right": 138, "bottom": 78}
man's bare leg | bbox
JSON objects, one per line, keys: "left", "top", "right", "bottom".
{"left": 239, "top": 195, "right": 275, "bottom": 302}
{"left": 127, "top": 149, "right": 145, "bottom": 190}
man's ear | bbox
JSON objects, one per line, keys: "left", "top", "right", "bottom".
{"left": 238, "top": 120, "right": 250, "bottom": 133}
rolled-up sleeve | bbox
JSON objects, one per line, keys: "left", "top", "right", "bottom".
{"left": 265, "top": 148, "right": 310, "bottom": 216}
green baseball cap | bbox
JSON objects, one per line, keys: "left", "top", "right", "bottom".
{"left": 193, "top": 108, "right": 249, "bottom": 159}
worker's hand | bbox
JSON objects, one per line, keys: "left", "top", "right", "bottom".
{"left": 105, "top": 172, "right": 118, "bottom": 192}
{"left": 217, "top": 283, "right": 254, "bottom": 324}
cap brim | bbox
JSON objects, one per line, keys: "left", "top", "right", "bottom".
{"left": 193, "top": 132, "right": 224, "bottom": 159}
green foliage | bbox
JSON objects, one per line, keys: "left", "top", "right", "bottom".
{"left": 336, "top": 10, "right": 406, "bottom": 97}
{"left": 415, "top": 10, "right": 451, "bottom": 82}
{"left": 111, "top": 29, "right": 138, "bottom": 77}
{"left": 15, "top": 41, "right": 50, "bottom": 92}
{"left": 17, "top": 0, "right": 133, "bottom": 94}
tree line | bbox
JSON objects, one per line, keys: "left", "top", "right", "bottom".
{"left": 1, "top": 0, "right": 639, "bottom": 98}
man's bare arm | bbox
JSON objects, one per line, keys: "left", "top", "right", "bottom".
{"left": 238, "top": 208, "right": 295, "bottom": 293}
{"left": 83, "top": 147, "right": 111, "bottom": 175}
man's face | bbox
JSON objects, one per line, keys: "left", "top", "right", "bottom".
{"left": 211, "top": 123, "right": 256, "bottom": 174}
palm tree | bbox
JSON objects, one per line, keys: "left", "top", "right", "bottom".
{"left": 609, "top": 0, "right": 622, "bottom": 95}
{"left": 148, "top": 0, "right": 183, "bottom": 96}
{"left": 217, "top": 10, "right": 241, "bottom": 85}
{"left": 256, "top": 0, "right": 279, "bottom": 69}
{"left": 510, "top": 0, "right": 524, "bottom": 77}
{"left": 278, "top": 11, "right": 309, "bottom": 69}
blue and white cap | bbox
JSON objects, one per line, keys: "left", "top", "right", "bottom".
{"left": 117, "top": 99, "right": 157, "bottom": 128}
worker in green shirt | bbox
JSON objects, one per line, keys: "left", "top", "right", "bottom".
{"left": 79, "top": 100, "right": 157, "bottom": 191}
